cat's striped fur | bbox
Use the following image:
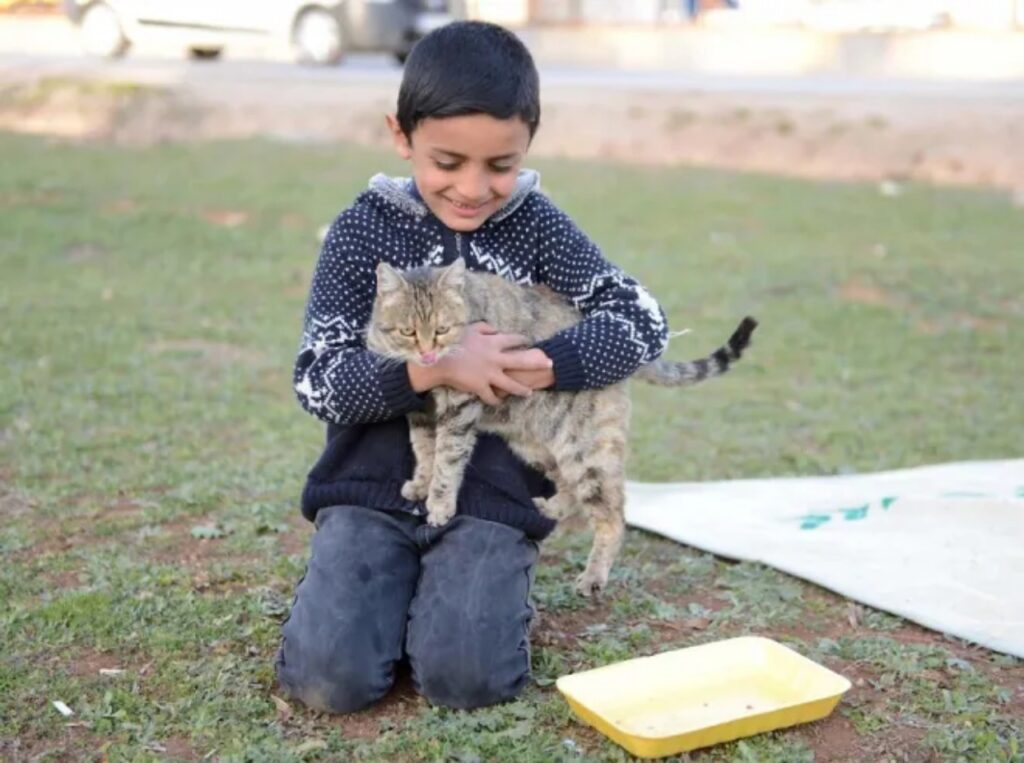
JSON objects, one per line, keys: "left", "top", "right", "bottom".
{"left": 366, "top": 259, "right": 757, "bottom": 596}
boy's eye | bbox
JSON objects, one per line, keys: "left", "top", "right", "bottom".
{"left": 399, "top": 328, "right": 415, "bottom": 337}
{"left": 435, "top": 326, "right": 449, "bottom": 335}
{"left": 489, "top": 164, "right": 515, "bottom": 174}
{"left": 434, "top": 161, "right": 459, "bottom": 171}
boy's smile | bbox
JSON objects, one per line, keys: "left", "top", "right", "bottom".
{"left": 387, "top": 112, "right": 532, "bottom": 232}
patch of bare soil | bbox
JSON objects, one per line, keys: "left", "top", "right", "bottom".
{"left": 0, "top": 188, "right": 63, "bottom": 207}
{"left": 148, "top": 338, "right": 268, "bottom": 368}
{"left": 143, "top": 515, "right": 232, "bottom": 565}
{"left": 273, "top": 667, "right": 426, "bottom": 742}
{"left": 837, "top": 278, "right": 1009, "bottom": 335}
{"left": 200, "top": 208, "right": 250, "bottom": 228}
{"left": 839, "top": 279, "right": 897, "bottom": 307}
{"left": 40, "top": 567, "right": 82, "bottom": 588}
{"left": 797, "top": 711, "right": 870, "bottom": 763}
{"left": 532, "top": 599, "right": 617, "bottom": 652}
{"left": 60, "top": 646, "right": 138, "bottom": 679}
{"left": 154, "top": 736, "right": 199, "bottom": 761}
{"left": 65, "top": 242, "right": 105, "bottom": 263}
{"left": 0, "top": 476, "right": 35, "bottom": 517}
{"left": 1, "top": 725, "right": 108, "bottom": 763}
{"left": 8, "top": 494, "right": 146, "bottom": 567}
{"left": 279, "top": 512, "right": 313, "bottom": 558}
{"left": 100, "top": 197, "right": 139, "bottom": 215}
{"left": 332, "top": 671, "right": 425, "bottom": 741}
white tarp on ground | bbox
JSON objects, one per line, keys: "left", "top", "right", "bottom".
{"left": 624, "top": 459, "right": 1024, "bottom": 658}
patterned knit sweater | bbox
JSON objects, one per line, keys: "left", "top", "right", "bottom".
{"left": 294, "top": 171, "right": 669, "bottom": 540}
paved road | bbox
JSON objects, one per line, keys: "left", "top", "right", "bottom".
{"left": 3, "top": 14, "right": 1024, "bottom": 99}
{"left": 5, "top": 49, "right": 1024, "bottom": 103}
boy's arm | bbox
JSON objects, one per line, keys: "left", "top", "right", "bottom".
{"left": 530, "top": 197, "right": 669, "bottom": 390}
{"left": 293, "top": 215, "right": 426, "bottom": 425}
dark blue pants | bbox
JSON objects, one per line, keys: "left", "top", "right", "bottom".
{"left": 275, "top": 505, "right": 538, "bottom": 713}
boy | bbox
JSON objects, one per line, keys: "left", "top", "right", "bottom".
{"left": 276, "top": 21, "right": 668, "bottom": 713}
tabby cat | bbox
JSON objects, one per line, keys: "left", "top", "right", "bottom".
{"left": 366, "top": 259, "right": 757, "bottom": 596}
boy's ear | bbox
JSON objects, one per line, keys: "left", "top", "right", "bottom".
{"left": 376, "top": 262, "right": 406, "bottom": 295}
{"left": 436, "top": 258, "right": 466, "bottom": 290}
{"left": 385, "top": 114, "right": 412, "bottom": 160}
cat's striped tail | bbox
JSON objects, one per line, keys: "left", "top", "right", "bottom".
{"left": 633, "top": 317, "right": 758, "bottom": 387}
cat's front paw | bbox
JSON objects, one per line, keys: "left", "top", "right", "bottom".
{"left": 574, "top": 566, "right": 609, "bottom": 598}
{"left": 401, "top": 479, "right": 429, "bottom": 502}
{"left": 425, "top": 494, "right": 457, "bottom": 527}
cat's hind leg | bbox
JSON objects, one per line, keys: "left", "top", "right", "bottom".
{"left": 570, "top": 463, "right": 626, "bottom": 597}
{"left": 548, "top": 407, "right": 628, "bottom": 596}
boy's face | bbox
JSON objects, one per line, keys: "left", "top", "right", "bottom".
{"left": 387, "top": 113, "right": 531, "bottom": 232}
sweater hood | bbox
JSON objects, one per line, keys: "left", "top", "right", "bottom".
{"left": 366, "top": 170, "right": 541, "bottom": 225}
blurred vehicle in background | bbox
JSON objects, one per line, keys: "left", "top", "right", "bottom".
{"left": 61, "top": 0, "right": 454, "bottom": 64}
{"left": 798, "top": 0, "right": 951, "bottom": 31}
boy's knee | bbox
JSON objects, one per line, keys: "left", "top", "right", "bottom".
{"left": 273, "top": 504, "right": 418, "bottom": 714}
{"left": 275, "top": 644, "right": 391, "bottom": 714}
{"left": 412, "top": 652, "right": 530, "bottom": 710}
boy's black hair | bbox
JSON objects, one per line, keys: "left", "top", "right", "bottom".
{"left": 397, "top": 21, "right": 540, "bottom": 139}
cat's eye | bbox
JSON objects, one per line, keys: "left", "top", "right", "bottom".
{"left": 399, "top": 328, "right": 415, "bottom": 337}
{"left": 435, "top": 326, "right": 450, "bottom": 335}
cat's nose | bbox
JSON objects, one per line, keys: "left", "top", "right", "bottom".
{"left": 420, "top": 351, "right": 437, "bottom": 365}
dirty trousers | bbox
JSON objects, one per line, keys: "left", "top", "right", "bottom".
{"left": 275, "top": 504, "right": 538, "bottom": 712}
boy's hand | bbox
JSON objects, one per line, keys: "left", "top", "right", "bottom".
{"left": 501, "top": 366, "right": 555, "bottom": 396}
{"left": 409, "top": 323, "right": 553, "bottom": 406}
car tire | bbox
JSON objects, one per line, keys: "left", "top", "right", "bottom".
{"left": 293, "top": 7, "right": 344, "bottom": 66}
{"left": 79, "top": 1, "right": 129, "bottom": 59}
{"left": 188, "top": 47, "right": 224, "bottom": 61}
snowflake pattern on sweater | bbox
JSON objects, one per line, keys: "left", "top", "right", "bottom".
{"left": 294, "top": 171, "right": 669, "bottom": 425}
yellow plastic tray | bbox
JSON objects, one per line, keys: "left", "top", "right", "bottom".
{"left": 556, "top": 636, "right": 851, "bottom": 759}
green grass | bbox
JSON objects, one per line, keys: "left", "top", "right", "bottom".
{"left": 1, "top": 132, "right": 1022, "bottom": 761}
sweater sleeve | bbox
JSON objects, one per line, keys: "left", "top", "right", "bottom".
{"left": 530, "top": 197, "right": 669, "bottom": 390}
{"left": 293, "top": 211, "right": 426, "bottom": 425}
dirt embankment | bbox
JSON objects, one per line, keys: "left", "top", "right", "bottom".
{"left": 3, "top": 74, "right": 1024, "bottom": 192}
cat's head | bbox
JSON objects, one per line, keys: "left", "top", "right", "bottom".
{"left": 366, "top": 259, "right": 468, "bottom": 366}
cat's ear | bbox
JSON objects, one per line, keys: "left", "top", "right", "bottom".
{"left": 437, "top": 258, "right": 466, "bottom": 291}
{"left": 376, "top": 262, "right": 405, "bottom": 295}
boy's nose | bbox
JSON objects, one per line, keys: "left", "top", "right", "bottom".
{"left": 457, "top": 169, "right": 489, "bottom": 202}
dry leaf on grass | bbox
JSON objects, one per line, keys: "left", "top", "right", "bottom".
{"left": 271, "top": 694, "right": 292, "bottom": 722}
{"left": 202, "top": 209, "right": 249, "bottom": 228}
{"left": 294, "top": 739, "right": 327, "bottom": 754}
